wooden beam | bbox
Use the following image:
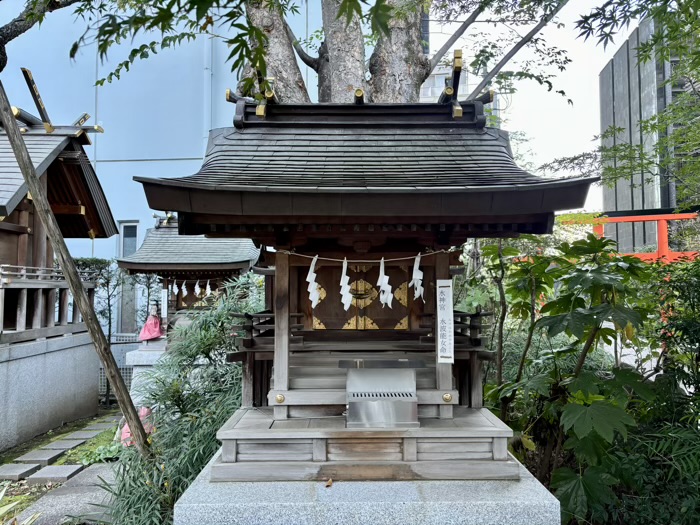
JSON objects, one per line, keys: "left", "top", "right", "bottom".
{"left": 273, "top": 251, "right": 290, "bottom": 419}
{"left": 21, "top": 69, "right": 54, "bottom": 133}
{"left": 0, "top": 221, "right": 30, "bottom": 234}
{"left": 435, "top": 252, "right": 453, "bottom": 418}
{"left": 0, "top": 79, "right": 150, "bottom": 458}
{"left": 50, "top": 204, "right": 85, "bottom": 216}
{"left": 11, "top": 106, "right": 43, "bottom": 127}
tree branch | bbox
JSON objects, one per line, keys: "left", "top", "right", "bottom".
{"left": 0, "top": 0, "right": 81, "bottom": 71}
{"left": 284, "top": 20, "right": 319, "bottom": 72}
{"left": 466, "top": 0, "right": 570, "bottom": 99}
{"left": 428, "top": 4, "right": 486, "bottom": 77}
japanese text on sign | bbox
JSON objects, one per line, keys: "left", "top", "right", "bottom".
{"left": 436, "top": 279, "right": 454, "bottom": 364}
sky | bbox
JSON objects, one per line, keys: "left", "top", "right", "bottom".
{"left": 428, "top": 0, "right": 635, "bottom": 211}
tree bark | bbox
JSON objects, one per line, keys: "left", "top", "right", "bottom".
{"left": 239, "top": 0, "right": 310, "bottom": 103}
{"left": 320, "top": 0, "right": 367, "bottom": 103}
{"left": 368, "top": 1, "right": 429, "bottom": 103}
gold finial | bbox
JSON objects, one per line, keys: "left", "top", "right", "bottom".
{"left": 256, "top": 103, "right": 267, "bottom": 118}
{"left": 20, "top": 127, "right": 27, "bottom": 133}
{"left": 442, "top": 393, "right": 453, "bottom": 403}
{"left": 11, "top": 106, "right": 20, "bottom": 118}
{"left": 452, "top": 101, "right": 463, "bottom": 119}
{"left": 275, "top": 394, "right": 285, "bottom": 404}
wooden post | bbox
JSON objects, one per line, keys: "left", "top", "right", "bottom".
{"left": 45, "top": 242, "right": 56, "bottom": 327}
{"left": 469, "top": 355, "right": 483, "bottom": 408}
{"left": 59, "top": 288, "right": 70, "bottom": 326}
{"left": 0, "top": 288, "right": 5, "bottom": 331}
{"left": 0, "top": 81, "right": 150, "bottom": 458}
{"left": 16, "top": 209, "right": 29, "bottom": 331}
{"left": 242, "top": 351, "right": 255, "bottom": 407}
{"left": 435, "top": 253, "right": 453, "bottom": 418}
{"left": 71, "top": 293, "right": 81, "bottom": 324}
{"left": 31, "top": 205, "right": 46, "bottom": 329}
{"left": 273, "top": 251, "right": 290, "bottom": 419}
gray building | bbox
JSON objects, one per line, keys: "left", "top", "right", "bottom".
{"left": 599, "top": 18, "right": 680, "bottom": 252}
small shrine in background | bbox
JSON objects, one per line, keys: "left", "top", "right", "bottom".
{"left": 117, "top": 214, "right": 259, "bottom": 324}
{"left": 136, "top": 57, "right": 595, "bottom": 483}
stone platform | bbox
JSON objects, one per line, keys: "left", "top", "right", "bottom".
{"left": 175, "top": 451, "right": 560, "bottom": 525}
{"left": 214, "top": 406, "right": 518, "bottom": 481}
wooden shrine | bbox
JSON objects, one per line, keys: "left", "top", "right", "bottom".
{"left": 0, "top": 70, "right": 116, "bottom": 344}
{"left": 136, "top": 78, "right": 594, "bottom": 481}
{"left": 117, "top": 214, "right": 259, "bottom": 321}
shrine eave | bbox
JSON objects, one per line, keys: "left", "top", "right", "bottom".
{"left": 137, "top": 176, "right": 594, "bottom": 236}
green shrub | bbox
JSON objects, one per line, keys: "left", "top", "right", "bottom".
{"left": 103, "top": 277, "right": 256, "bottom": 525}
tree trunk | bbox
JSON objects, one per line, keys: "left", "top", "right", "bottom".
{"left": 319, "top": 0, "right": 367, "bottom": 103}
{"left": 368, "top": 2, "right": 429, "bottom": 103}
{"left": 239, "top": 0, "right": 310, "bottom": 103}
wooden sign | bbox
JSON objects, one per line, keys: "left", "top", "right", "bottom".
{"left": 436, "top": 279, "right": 454, "bottom": 364}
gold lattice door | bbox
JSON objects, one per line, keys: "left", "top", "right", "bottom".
{"left": 312, "top": 265, "right": 409, "bottom": 330}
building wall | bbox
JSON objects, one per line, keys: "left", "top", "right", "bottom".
{"left": 599, "top": 18, "right": 667, "bottom": 253}
{"left": 0, "top": 333, "right": 99, "bottom": 452}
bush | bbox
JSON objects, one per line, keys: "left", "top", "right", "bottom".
{"left": 103, "top": 276, "right": 259, "bottom": 525}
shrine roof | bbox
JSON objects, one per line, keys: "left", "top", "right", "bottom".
{"left": 135, "top": 101, "right": 596, "bottom": 238}
{"left": 0, "top": 120, "right": 116, "bottom": 238}
{"left": 136, "top": 102, "right": 593, "bottom": 194}
{"left": 117, "top": 219, "right": 260, "bottom": 272}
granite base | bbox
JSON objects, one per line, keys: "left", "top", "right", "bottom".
{"left": 174, "top": 450, "right": 560, "bottom": 525}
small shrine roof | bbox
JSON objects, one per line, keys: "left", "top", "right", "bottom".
{"left": 117, "top": 219, "right": 260, "bottom": 272}
{"left": 136, "top": 101, "right": 596, "bottom": 240}
{"left": 0, "top": 111, "right": 116, "bottom": 238}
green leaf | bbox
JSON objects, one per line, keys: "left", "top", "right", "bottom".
{"left": 561, "top": 400, "right": 636, "bottom": 443}
{"left": 552, "top": 467, "right": 617, "bottom": 522}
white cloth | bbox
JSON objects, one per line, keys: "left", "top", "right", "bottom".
{"left": 340, "top": 258, "right": 352, "bottom": 311}
{"left": 376, "top": 258, "right": 393, "bottom": 308}
{"left": 408, "top": 253, "right": 425, "bottom": 302}
{"left": 306, "top": 255, "right": 321, "bottom": 308}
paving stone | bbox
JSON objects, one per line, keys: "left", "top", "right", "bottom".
{"left": 27, "top": 465, "right": 84, "bottom": 485}
{"left": 101, "top": 415, "right": 123, "bottom": 422}
{"left": 84, "top": 422, "right": 117, "bottom": 431}
{"left": 64, "top": 430, "right": 102, "bottom": 440}
{"left": 0, "top": 463, "right": 41, "bottom": 481}
{"left": 41, "top": 439, "right": 86, "bottom": 451}
{"left": 15, "top": 449, "right": 64, "bottom": 467}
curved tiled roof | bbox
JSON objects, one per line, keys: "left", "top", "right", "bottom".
{"left": 117, "top": 224, "right": 259, "bottom": 270}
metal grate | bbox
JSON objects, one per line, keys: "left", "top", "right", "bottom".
{"left": 99, "top": 367, "right": 133, "bottom": 396}
{"left": 351, "top": 392, "right": 416, "bottom": 399}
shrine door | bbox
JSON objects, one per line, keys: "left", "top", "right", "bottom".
{"left": 312, "top": 264, "right": 410, "bottom": 330}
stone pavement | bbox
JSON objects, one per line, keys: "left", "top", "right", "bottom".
{"left": 0, "top": 416, "right": 118, "bottom": 483}
{"left": 16, "top": 464, "right": 115, "bottom": 525}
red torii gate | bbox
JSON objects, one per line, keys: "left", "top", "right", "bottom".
{"left": 592, "top": 212, "right": 698, "bottom": 262}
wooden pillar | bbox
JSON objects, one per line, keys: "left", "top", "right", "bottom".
{"left": 469, "top": 355, "right": 483, "bottom": 409}
{"left": 45, "top": 242, "right": 56, "bottom": 327}
{"left": 16, "top": 209, "right": 29, "bottom": 331}
{"left": 242, "top": 351, "right": 255, "bottom": 407}
{"left": 273, "top": 252, "right": 289, "bottom": 419}
{"left": 72, "top": 292, "right": 81, "bottom": 324}
{"left": 59, "top": 288, "right": 70, "bottom": 326}
{"left": 435, "top": 252, "right": 453, "bottom": 418}
{"left": 31, "top": 204, "right": 46, "bottom": 329}
{"left": 0, "top": 288, "right": 5, "bottom": 332}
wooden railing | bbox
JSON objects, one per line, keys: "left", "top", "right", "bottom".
{"left": 0, "top": 264, "right": 96, "bottom": 345}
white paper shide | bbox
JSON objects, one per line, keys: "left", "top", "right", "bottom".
{"left": 436, "top": 279, "right": 454, "bottom": 364}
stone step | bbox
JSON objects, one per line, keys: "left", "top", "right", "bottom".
{"left": 42, "top": 439, "right": 86, "bottom": 451}
{"left": 27, "top": 465, "right": 83, "bottom": 485}
{"left": 0, "top": 463, "right": 41, "bottom": 481}
{"left": 64, "top": 430, "right": 102, "bottom": 440}
{"left": 84, "top": 422, "right": 117, "bottom": 431}
{"left": 15, "top": 449, "right": 64, "bottom": 467}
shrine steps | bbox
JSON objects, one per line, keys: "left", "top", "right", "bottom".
{"left": 212, "top": 406, "right": 519, "bottom": 482}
